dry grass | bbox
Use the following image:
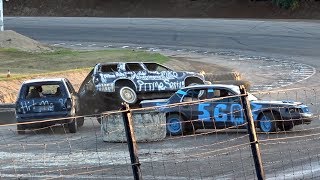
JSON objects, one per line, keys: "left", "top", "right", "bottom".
{"left": 0, "top": 48, "right": 169, "bottom": 76}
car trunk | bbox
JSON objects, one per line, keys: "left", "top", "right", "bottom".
{"left": 16, "top": 97, "right": 71, "bottom": 120}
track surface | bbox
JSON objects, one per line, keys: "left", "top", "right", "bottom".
{"left": 2, "top": 17, "right": 320, "bottom": 179}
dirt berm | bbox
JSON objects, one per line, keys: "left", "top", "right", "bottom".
{"left": 4, "top": 0, "right": 320, "bottom": 19}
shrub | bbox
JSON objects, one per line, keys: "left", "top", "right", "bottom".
{"left": 272, "top": 0, "right": 300, "bottom": 9}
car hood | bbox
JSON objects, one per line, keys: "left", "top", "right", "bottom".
{"left": 251, "top": 100, "right": 303, "bottom": 106}
{"left": 140, "top": 99, "right": 168, "bottom": 108}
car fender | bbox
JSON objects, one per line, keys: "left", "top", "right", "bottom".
{"left": 114, "top": 78, "right": 137, "bottom": 90}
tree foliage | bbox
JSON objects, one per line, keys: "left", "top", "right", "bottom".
{"left": 272, "top": 0, "right": 300, "bottom": 9}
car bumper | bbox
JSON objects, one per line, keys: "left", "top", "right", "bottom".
{"left": 283, "top": 113, "right": 313, "bottom": 126}
{"left": 16, "top": 113, "right": 73, "bottom": 128}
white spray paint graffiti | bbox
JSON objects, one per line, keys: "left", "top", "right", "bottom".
{"left": 19, "top": 98, "right": 66, "bottom": 113}
{"left": 137, "top": 79, "right": 184, "bottom": 91}
{"left": 137, "top": 80, "right": 166, "bottom": 91}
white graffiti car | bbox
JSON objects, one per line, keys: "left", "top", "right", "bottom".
{"left": 79, "top": 62, "right": 206, "bottom": 105}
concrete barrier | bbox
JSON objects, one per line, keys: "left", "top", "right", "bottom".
{"left": 0, "top": 108, "right": 16, "bottom": 125}
{"left": 101, "top": 110, "right": 166, "bottom": 142}
{"left": 0, "top": 103, "right": 15, "bottom": 109}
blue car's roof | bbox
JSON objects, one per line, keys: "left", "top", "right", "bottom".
{"left": 181, "top": 84, "right": 240, "bottom": 93}
{"left": 23, "top": 78, "right": 65, "bottom": 84}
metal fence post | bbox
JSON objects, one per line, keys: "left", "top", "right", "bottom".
{"left": 0, "top": 0, "right": 3, "bottom": 31}
{"left": 122, "top": 103, "right": 142, "bottom": 180}
{"left": 239, "top": 85, "right": 265, "bottom": 180}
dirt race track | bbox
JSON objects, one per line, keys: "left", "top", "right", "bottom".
{"left": 1, "top": 70, "right": 320, "bottom": 179}
{"left": 0, "top": 111, "right": 320, "bottom": 179}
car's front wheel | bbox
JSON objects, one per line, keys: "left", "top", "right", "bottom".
{"left": 259, "top": 112, "right": 278, "bottom": 133}
{"left": 118, "top": 86, "right": 138, "bottom": 104}
{"left": 166, "top": 114, "right": 185, "bottom": 136}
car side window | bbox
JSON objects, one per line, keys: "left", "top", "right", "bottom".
{"left": 144, "top": 63, "right": 171, "bottom": 71}
{"left": 126, "top": 63, "right": 144, "bottom": 71}
{"left": 215, "top": 88, "right": 241, "bottom": 103}
{"left": 182, "top": 89, "right": 203, "bottom": 102}
{"left": 101, "top": 64, "right": 118, "bottom": 72}
{"left": 211, "top": 89, "right": 234, "bottom": 102}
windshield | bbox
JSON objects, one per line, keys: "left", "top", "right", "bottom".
{"left": 248, "top": 92, "right": 258, "bottom": 101}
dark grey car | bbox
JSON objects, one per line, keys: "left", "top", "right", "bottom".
{"left": 80, "top": 62, "right": 206, "bottom": 105}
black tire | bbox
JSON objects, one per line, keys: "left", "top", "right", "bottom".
{"left": 278, "top": 121, "right": 294, "bottom": 131}
{"left": 68, "top": 119, "right": 77, "bottom": 133}
{"left": 117, "top": 86, "right": 138, "bottom": 104}
{"left": 259, "top": 112, "right": 278, "bottom": 133}
{"left": 17, "top": 124, "right": 25, "bottom": 135}
{"left": 184, "top": 121, "right": 196, "bottom": 134}
{"left": 188, "top": 83, "right": 200, "bottom": 87}
{"left": 185, "top": 78, "right": 204, "bottom": 86}
{"left": 76, "top": 117, "right": 85, "bottom": 127}
{"left": 166, "top": 114, "right": 185, "bottom": 136}
{"left": 97, "top": 115, "right": 102, "bottom": 124}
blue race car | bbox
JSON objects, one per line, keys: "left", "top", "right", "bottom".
{"left": 140, "top": 84, "right": 313, "bottom": 135}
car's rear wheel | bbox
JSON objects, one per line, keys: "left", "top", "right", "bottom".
{"left": 17, "top": 124, "right": 25, "bottom": 135}
{"left": 166, "top": 114, "right": 185, "bottom": 136}
{"left": 118, "top": 86, "right": 137, "bottom": 104}
{"left": 68, "top": 119, "right": 77, "bottom": 133}
{"left": 188, "top": 83, "right": 200, "bottom": 87}
{"left": 259, "top": 112, "right": 278, "bottom": 133}
{"left": 185, "top": 77, "right": 204, "bottom": 86}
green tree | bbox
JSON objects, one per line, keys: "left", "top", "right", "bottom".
{"left": 272, "top": 0, "right": 299, "bottom": 9}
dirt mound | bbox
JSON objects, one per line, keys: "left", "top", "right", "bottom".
{"left": 0, "top": 30, "right": 51, "bottom": 52}
{"left": 0, "top": 69, "right": 90, "bottom": 103}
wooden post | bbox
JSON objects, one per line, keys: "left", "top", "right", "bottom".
{"left": 239, "top": 85, "right": 265, "bottom": 180}
{"left": 122, "top": 103, "right": 142, "bottom": 180}
{"left": 0, "top": 0, "right": 3, "bottom": 31}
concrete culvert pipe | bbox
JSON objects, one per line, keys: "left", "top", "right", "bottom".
{"left": 101, "top": 110, "right": 166, "bottom": 142}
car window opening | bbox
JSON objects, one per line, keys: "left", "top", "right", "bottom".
{"left": 101, "top": 65, "right": 118, "bottom": 73}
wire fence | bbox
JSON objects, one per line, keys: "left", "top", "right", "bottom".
{"left": 0, "top": 85, "right": 319, "bottom": 179}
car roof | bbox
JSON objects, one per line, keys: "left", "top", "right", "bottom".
{"left": 98, "top": 62, "right": 160, "bottom": 65}
{"left": 23, "top": 78, "right": 65, "bottom": 84}
{"left": 182, "top": 84, "right": 240, "bottom": 92}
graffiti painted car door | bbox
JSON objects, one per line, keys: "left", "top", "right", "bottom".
{"left": 143, "top": 63, "right": 184, "bottom": 92}
{"left": 213, "top": 88, "right": 245, "bottom": 128}
{"left": 228, "top": 94, "right": 245, "bottom": 127}
{"left": 180, "top": 89, "right": 201, "bottom": 122}
{"left": 197, "top": 88, "right": 236, "bottom": 128}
